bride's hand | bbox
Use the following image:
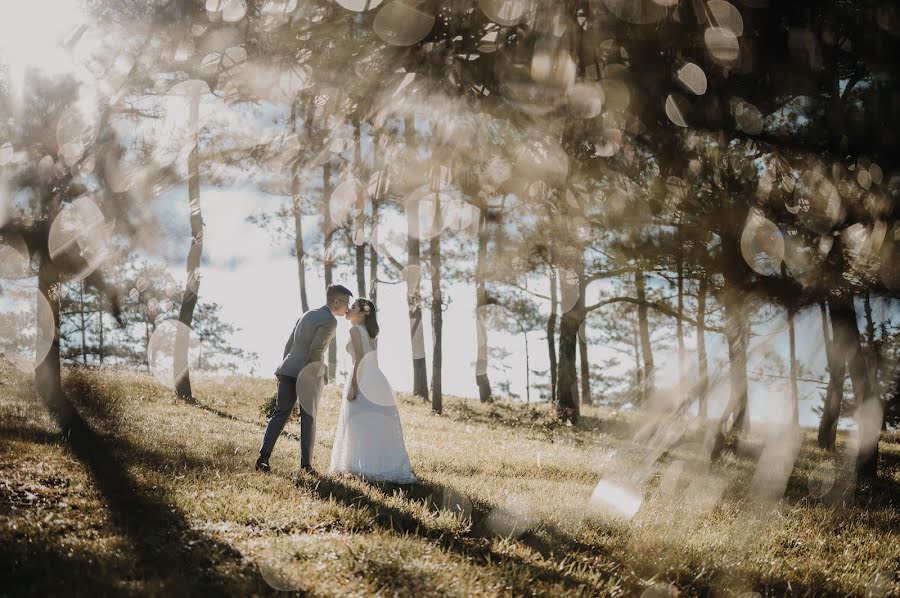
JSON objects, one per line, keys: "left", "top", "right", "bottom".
{"left": 347, "top": 386, "right": 357, "bottom": 401}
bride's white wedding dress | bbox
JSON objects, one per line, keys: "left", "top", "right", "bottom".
{"left": 330, "top": 324, "right": 416, "bottom": 483}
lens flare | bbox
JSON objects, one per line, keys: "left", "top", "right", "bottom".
{"left": 589, "top": 479, "right": 642, "bottom": 520}
{"left": 373, "top": 1, "right": 435, "bottom": 47}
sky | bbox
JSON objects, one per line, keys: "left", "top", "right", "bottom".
{"left": 0, "top": 1, "right": 84, "bottom": 98}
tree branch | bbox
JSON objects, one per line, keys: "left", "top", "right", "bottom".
{"left": 748, "top": 370, "right": 827, "bottom": 387}
{"left": 583, "top": 267, "right": 636, "bottom": 285}
{"left": 586, "top": 296, "right": 724, "bottom": 333}
{"left": 504, "top": 282, "right": 550, "bottom": 301}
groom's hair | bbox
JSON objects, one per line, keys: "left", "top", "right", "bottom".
{"left": 326, "top": 284, "right": 353, "bottom": 303}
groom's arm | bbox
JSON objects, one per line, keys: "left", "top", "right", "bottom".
{"left": 307, "top": 319, "right": 337, "bottom": 364}
{"left": 283, "top": 319, "right": 299, "bottom": 358}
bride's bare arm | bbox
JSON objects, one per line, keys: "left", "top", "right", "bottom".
{"left": 347, "top": 326, "right": 364, "bottom": 401}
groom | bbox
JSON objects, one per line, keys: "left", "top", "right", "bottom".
{"left": 256, "top": 284, "right": 353, "bottom": 473}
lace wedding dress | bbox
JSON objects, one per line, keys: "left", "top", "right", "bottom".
{"left": 329, "top": 324, "right": 416, "bottom": 483}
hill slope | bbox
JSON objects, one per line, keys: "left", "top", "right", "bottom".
{"left": 1, "top": 367, "right": 898, "bottom": 597}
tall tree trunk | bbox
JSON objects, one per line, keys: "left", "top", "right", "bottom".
{"left": 369, "top": 135, "right": 386, "bottom": 304}
{"left": 842, "top": 301, "right": 872, "bottom": 404}
{"left": 406, "top": 259, "right": 425, "bottom": 395}
{"left": 524, "top": 329, "right": 531, "bottom": 403}
{"left": 578, "top": 269, "right": 591, "bottom": 405}
{"left": 818, "top": 298, "right": 844, "bottom": 449}
{"left": 175, "top": 97, "right": 202, "bottom": 401}
{"left": 323, "top": 161, "right": 337, "bottom": 380}
{"left": 837, "top": 296, "right": 880, "bottom": 477}
{"left": 557, "top": 250, "right": 585, "bottom": 424}
{"left": 291, "top": 95, "right": 310, "bottom": 312}
{"left": 676, "top": 261, "right": 685, "bottom": 389}
{"left": 634, "top": 269, "right": 654, "bottom": 401}
{"left": 35, "top": 247, "right": 70, "bottom": 426}
{"left": 430, "top": 192, "right": 443, "bottom": 414}
{"left": 369, "top": 200, "right": 378, "bottom": 302}
{"left": 556, "top": 301, "right": 583, "bottom": 421}
{"left": 353, "top": 115, "right": 366, "bottom": 298}
{"left": 863, "top": 291, "right": 875, "bottom": 351}
{"left": 696, "top": 276, "right": 708, "bottom": 418}
{"left": 79, "top": 281, "right": 87, "bottom": 364}
{"left": 817, "top": 353, "right": 846, "bottom": 450}
{"left": 475, "top": 210, "right": 492, "bottom": 402}
{"left": 97, "top": 306, "right": 103, "bottom": 365}
{"left": 404, "top": 116, "right": 428, "bottom": 400}
{"left": 293, "top": 199, "right": 309, "bottom": 312}
{"left": 819, "top": 300, "right": 833, "bottom": 375}
{"left": 547, "top": 267, "right": 558, "bottom": 403}
{"left": 788, "top": 304, "right": 800, "bottom": 426}
{"left": 632, "top": 308, "right": 643, "bottom": 397}
{"left": 722, "top": 288, "right": 750, "bottom": 433}
{"left": 557, "top": 308, "right": 581, "bottom": 423}
{"left": 406, "top": 200, "right": 427, "bottom": 399}
{"left": 863, "top": 291, "right": 885, "bottom": 431}
{"left": 579, "top": 332, "right": 590, "bottom": 406}
{"left": 781, "top": 261, "right": 799, "bottom": 426}
{"left": 355, "top": 245, "right": 366, "bottom": 297}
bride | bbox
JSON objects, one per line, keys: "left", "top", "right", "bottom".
{"left": 330, "top": 298, "right": 416, "bottom": 483}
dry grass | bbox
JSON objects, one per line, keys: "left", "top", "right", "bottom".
{"left": 1, "top": 364, "right": 898, "bottom": 597}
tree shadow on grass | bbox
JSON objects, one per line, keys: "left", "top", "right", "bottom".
{"left": 47, "top": 386, "right": 246, "bottom": 476}
{"left": 299, "top": 465, "right": 891, "bottom": 597}
{"left": 294, "top": 471, "right": 621, "bottom": 594}
{"left": 347, "top": 552, "right": 441, "bottom": 596}
{"left": 576, "top": 411, "right": 636, "bottom": 437}
{"left": 0, "top": 540, "right": 144, "bottom": 597}
{"left": 18, "top": 385, "right": 273, "bottom": 596}
{"left": 63, "top": 368, "right": 300, "bottom": 446}
{"left": 861, "top": 441, "right": 900, "bottom": 507}
{"left": 0, "top": 421, "right": 65, "bottom": 452}
{"left": 746, "top": 433, "right": 900, "bottom": 515}
{"left": 190, "top": 400, "right": 302, "bottom": 443}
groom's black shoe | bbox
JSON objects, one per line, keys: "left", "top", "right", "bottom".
{"left": 300, "top": 463, "right": 314, "bottom": 474}
{"left": 255, "top": 456, "right": 271, "bottom": 474}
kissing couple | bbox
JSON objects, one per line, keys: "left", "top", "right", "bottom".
{"left": 255, "top": 284, "right": 416, "bottom": 484}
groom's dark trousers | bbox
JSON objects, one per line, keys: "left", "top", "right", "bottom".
{"left": 260, "top": 375, "right": 316, "bottom": 468}
{"left": 260, "top": 304, "right": 337, "bottom": 468}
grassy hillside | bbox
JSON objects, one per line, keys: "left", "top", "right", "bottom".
{"left": 1, "top": 366, "right": 898, "bottom": 597}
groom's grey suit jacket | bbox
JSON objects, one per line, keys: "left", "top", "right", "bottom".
{"left": 275, "top": 305, "right": 337, "bottom": 379}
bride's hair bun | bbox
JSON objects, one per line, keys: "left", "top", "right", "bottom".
{"left": 358, "top": 299, "right": 379, "bottom": 339}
